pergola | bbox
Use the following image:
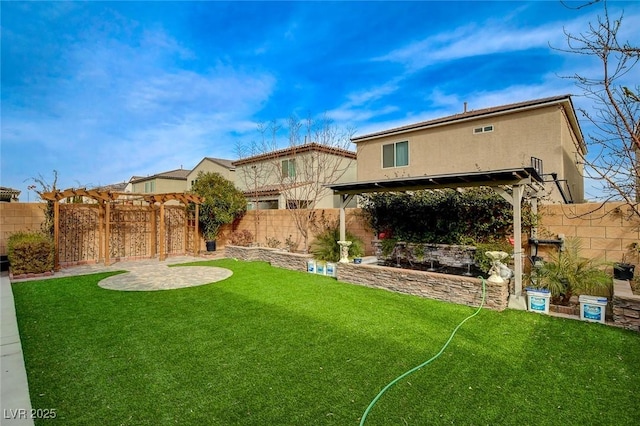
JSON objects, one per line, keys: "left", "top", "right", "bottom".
{"left": 326, "top": 167, "right": 545, "bottom": 310}
{"left": 41, "top": 188, "right": 203, "bottom": 268}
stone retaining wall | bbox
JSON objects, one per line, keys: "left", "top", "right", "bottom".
{"left": 337, "top": 263, "right": 507, "bottom": 311}
{"left": 612, "top": 279, "right": 640, "bottom": 332}
{"left": 226, "top": 245, "right": 508, "bottom": 310}
{"left": 225, "top": 245, "right": 312, "bottom": 272}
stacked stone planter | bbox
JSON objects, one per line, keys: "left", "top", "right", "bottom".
{"left": 612, "top": 279, "right": 640, "bottom": 332}
{"left": 226, "top": 244, "right": 508, "bottom": 311}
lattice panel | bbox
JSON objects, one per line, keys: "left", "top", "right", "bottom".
{"left": 59, "top": 205, "right": 99, "bottom": 263}
{"left": 109, "top": 206, "right": 153, "bottom": 260}
{"left": 157, "top": 206, "right": 187, "bottom": 256}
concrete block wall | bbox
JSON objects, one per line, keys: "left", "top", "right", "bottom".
{"left": 537, "top": 202, "right": 639, "bottom": 264}
{"left": 0, "top": 203, "right": 45, "bottom": 255}
{"left": 220, "top": 208, "right": 374, "bottom": 254}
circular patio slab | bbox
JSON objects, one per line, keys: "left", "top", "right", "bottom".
{"left": 98, "top": 264, "right": 233, "bottom": 291}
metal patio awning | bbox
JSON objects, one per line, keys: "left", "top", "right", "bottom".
{"left": 326, "top": 167, "right": 545, "bottom": 311}
{"left": 325, "top": 167, "right": 543, "bottom": 194}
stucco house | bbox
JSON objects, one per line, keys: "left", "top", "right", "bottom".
{"left": 232, "top": 143, "right": 357, "bottom": 210}
{"left": 352, "top": 94, "right": 585, "bottom": 204}
{"left": 129, "top": 168, "right": 191, "bottom": 195}
{"left": 0, "top": 186, "right": 21, "bottom": 202}
{"left": 186, "top": 157, "right": 236, "bottom": 191}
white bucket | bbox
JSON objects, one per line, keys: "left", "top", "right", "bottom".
{"left": 579, "top": 295, "right": 607, "bottom": 324}
{"left": 326, "top": 262, "right": 336, "bottom": 277}
{"left": 527, "top": 289, "right": 551, "bottom": 314}
{"left": 307, "top": 259, "right": 315, "bottom": 273}
{"left": 316, "top": 261, "right": 326, "bottom": 275}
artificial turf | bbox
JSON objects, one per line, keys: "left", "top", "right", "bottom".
{"left": 11, "top": 259, "right": 640, "bottom": 425}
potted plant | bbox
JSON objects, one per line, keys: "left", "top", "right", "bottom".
{"left": 537, "top": 237, "right": 611, "bottom": 306}
{"left": 190, "top": 171, "right": 247, "bottom": 252}
{"left": 613, "top": 242, "right": 637, "bottom": 280}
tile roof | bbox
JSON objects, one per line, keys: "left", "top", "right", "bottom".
{"left": 233, "top": 142, "right": 356, "bottom": 166}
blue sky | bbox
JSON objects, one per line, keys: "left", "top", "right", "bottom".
{"left": 1, "top": 1, "right": 639, "bottom": 201}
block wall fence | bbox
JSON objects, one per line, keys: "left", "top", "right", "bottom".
{"left": 0, "top": 203, "right": 46, "bottom": 255}
{"left": 2, "top": 202, "right": 638, "bottom": 264}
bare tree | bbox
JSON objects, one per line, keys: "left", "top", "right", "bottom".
{"left": 236, "top": 114, "right": 356, "bottom": 252}
{"left": 235, "top": 120, "right": 280, "bottom": 244}
{"left": 26, "top": 170, "right": 59, "bottom": 236}
{"left": 278, "top": 114, "right": 356, "bottom": 252}
{"left": 555, "top": 1, "right": 640, "bottom": 216}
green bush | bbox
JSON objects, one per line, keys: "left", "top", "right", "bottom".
{"left": 7, "top": 231, "right": 54, "bottom": 275}
{"left": 310, "top": 223, "right": 364, "bottom": 262}
{"left": 361, "top": 187, "right": 535, "bottom": 244}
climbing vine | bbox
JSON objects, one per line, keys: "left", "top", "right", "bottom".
{"left": 360, "top": 187, "right": 535, "bottom": 244}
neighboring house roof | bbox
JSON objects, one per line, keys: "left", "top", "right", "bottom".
{"left": 0, "top": 186, "right": 21, "bottom": 201}
{"left": 232, "top": 142, "right": 356, "bottom": 166}
{"left": 352, "top": 94, "right": 585, "bottom": 152}
{"left": 93, "top": 182, "right": 128, "bottom": 192}
{"left": 242, "top": 182, "right": 310, "bottom": 197}
{"left": 131, "top": 168, "right": 191, "bottom": 184}
{"left": 197, "top": 157, "right": 236, "bottom": 171}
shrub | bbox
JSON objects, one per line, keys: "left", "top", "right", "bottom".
{"left": 537, "top": 237, "right": 612, "bottom": 304}
{"left": 310, "top": 222, "right": 364, "bottom": 262}
{"left": 7, "top": 231, "right": 55, "bottom": 275}
{"left": 265, "top": 237, "right": 281, "bottom": 249}
{"left": 361, "top": 187, "right": 535, "bottom": 244}
{"left": 190, "top": 171, "right": 246, "bottom": 241}
{"left": 227, "top": 230, "right": 254, "bottom": 247}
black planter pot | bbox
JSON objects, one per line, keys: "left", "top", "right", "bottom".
{"left": 206, "top": 240, "right": 217, "bottom": 252}
{"left": 614, "top": 263, "right": 634, "bottom": 280}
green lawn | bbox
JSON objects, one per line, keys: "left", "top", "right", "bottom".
{"left": 12, "top": 259, "right": 640, "bottom": 425}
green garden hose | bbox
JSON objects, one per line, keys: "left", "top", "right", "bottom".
{"left": 359, "top": 277, "right": 487, "bottom": 425}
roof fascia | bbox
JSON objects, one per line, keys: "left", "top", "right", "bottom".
{"left": 352, "top": 97, "right": 579, "bottom": 143}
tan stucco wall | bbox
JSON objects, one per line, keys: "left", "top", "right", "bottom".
{"left": 186, "top": 161, "right": 235, "bottom": 190}
{"left": 234, "top": 151, "right": 357, "bottom": 209}
{"left": 355, "top": 106, "right": 584, "bottom": 203}
{"left": 131, "top": 178, "right": 188, "bottom": 194}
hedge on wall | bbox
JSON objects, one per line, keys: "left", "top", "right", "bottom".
{"left": 360, "top": 187, "right": 534, "bottom": 244}
{"left": 7, "top": 231, "right": 55, "bottom": 275}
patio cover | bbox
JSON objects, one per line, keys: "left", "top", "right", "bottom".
{"left": 326, "top": 167, "right": 545, "bottom": 310}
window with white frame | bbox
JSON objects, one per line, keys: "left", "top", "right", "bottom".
{"left": 473, "top": 125, "right": 494, "bottom": 134}
{"left": 281, "top": 159, "right": 296, "bottom": 178}
{"left": 144, "top": 181, "right": 155, "bottom": 193}
{"left": 382, "top": 141, "right": 409, "bottom": 168}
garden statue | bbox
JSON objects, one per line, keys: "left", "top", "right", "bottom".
{"left": 337, "top": 240, "right": 352, "bottom": 263}
{"left": 485, "top": 251, "right": 511, "bottom": 284}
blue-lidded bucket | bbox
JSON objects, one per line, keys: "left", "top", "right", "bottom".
{"left": 307, "top": 260, "right": 315, "bottom": 273}
{"left": 527, "top": 288, "right": 551, "bottom": 314}
{"left": 579, "top": 295, "right": 607, "bottom": 324}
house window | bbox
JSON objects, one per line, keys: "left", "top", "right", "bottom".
{"left": 473, "top": 125, "right": 494, "bottom": 134}
{"left": 282, "top": 159, "right": 296, "bottom": 178}
{"left": 144, "top": 181, "right": 155, "bottom": 193}
{"left": 382, "top": 141, "right": 409, "bottom": 168}
{"left": 287, "top": 200, "right": 310, "bottom": 209}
